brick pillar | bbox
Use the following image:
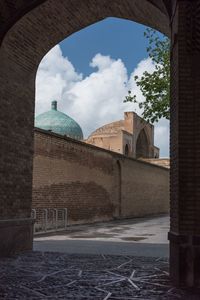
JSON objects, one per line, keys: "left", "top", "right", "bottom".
{"left": 169, "top": 0, "right": 200, "bottom": 287}
{"left": 0, "top": 44, "right": 35, "bottom": 256}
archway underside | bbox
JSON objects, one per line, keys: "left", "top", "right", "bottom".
{"left": 2, "top": 0, "right": 200, "bottom": 290}
{"left": 0, "top": 0, "right": 171, "bottom": 46}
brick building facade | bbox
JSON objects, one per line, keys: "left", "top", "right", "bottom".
{"left": 85, "top": 112, "right": 160, "bottom": 159}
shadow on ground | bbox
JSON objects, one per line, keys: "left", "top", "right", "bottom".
{"left": 34, "top": 239, "right": 169, "bottom": 257}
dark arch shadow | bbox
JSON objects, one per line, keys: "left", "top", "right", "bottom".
{"left": 136, "top": 129, "right": 149, "bottom": 158}
{"left": 125, "top": 144, "right": 129, "bottom": 156}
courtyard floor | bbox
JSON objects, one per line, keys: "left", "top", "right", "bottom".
{"left": 0, "top": 251, "right": 197, "bottom": 300}
{"left": 1, "top": 215, "right": 199, "bottom": 299}
{"left": 34, "top": 215, "right": 169, "bottom": 257}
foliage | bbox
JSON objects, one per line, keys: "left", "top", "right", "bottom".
{"left": 124, "top": 28, "right": 170, "bottom": 123}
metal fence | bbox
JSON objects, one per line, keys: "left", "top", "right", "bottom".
{"left": 31, "top": 208, "right": 67, "bottom": 235}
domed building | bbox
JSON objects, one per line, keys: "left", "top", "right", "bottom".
{"left": 85, "top": 112, "right": 159, "bottom": 159}
{"left": 32, "top": 101, "right": 168, "bottom": 232}
{"left": 35, "top": 100, "right": 83, "bottom": 140}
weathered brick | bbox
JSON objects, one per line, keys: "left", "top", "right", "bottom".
{"left": 32, "top": 129, "right": 169, "bottom": 225}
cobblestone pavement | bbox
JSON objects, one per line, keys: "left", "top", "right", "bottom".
{"left": 0, "top": 251, "right": 198, "bottom": 300}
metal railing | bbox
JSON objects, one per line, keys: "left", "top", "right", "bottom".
{"left": 31, "top": 208, "right": 67, "bottom": 235}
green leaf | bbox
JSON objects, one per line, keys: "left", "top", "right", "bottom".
{"left": 124, "top": 27, "right": 170, "bottom": 123}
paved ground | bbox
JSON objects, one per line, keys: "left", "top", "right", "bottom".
{"left": 34, "top": 239, "right": 169, "bottom": 257}
{"left": 34, "top": 215, "right": 169, "bottom": 257}
{"left": 2, "top": 216, "right": 199, "bottom": 299}
{"left": 0, "top": 251, "right": 197, "bottom": 300}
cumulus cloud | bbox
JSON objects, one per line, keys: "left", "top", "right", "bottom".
{"left": 154, "top": 118, "right": 169, "bottom": 157}
{"left": 35, "top": 45, "right": 82, "bottom": 114}
{"left": 35, "top": 45, "right": 169, "bottom": 157}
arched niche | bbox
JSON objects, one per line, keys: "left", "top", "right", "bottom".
{"left": 125, "top": 144, "right": 129, "bottom": 156}
{"left": 136, "top": 129, "right": 149, "bottom": 158}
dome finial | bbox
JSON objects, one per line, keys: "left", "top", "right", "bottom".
{"left": 51, "top": 100, "right": 57, "bottom": 111}
{"left": 35, "top": 101, "right": 83, "bottom": 140}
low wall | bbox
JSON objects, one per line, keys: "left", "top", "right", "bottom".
{"left": 140, "top": 158, "right": 170, "bottom": 169}
{"left": 32, "top": 128, "right": 169, "bottom": 225}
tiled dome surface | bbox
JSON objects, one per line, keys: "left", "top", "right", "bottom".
{"left": 35, "top": 101, "right": 83, "bottom": 140}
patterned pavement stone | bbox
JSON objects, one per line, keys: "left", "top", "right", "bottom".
{"left": 0, "top": 252, "right": 199, "bottom": 299}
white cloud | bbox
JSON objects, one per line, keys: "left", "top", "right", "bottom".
{"left": 35, "top": 45, "right": 169, "bottom": 157}
{"left": 90, "top": 53, "right": 115, "bottom": 71}
{"left": 154, "top": 118, "right": 169, "bottom": 157}
{"left": 35, "top": 45, "right": 82, "bottom": 115}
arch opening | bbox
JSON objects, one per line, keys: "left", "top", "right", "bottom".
{"left": 125, "top": 144, "right": 129, "bottom": 156}
{"left": 136, "top": 129, "right": 149, "bottom": 158}
{"left": 32, "top": 17, "right": 169, "bottom": 238}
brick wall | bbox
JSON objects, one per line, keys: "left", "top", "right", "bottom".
{"left": 0, "top": 0, "right": 170, "bottom": 256}
{"left": 139, "top": 158, "right": 170, "bottom": 169}
{"left": 120, "top": 159, "right": 169, "bottom": 218}
{"left": 32, "top": 128, "right": 169, "bottom": 225}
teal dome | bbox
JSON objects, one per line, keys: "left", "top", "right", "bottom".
{"left": 35, "top": 101, "right": 83, "bottom": 140}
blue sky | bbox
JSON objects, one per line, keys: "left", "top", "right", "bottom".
{"left": 60, "top": 18, "right": 149, "bottom": 77}
{"left": 36, "top": 17, "right": 169, "bottom": 157}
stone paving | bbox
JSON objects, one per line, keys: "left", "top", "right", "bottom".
{"left": 0, "top": 251, "right": 198, "bottom": 300}
{"left": 35, "top": 215, "right": 169, "bottom": 244}
{"left": 34, "top": 216, "right": 169, "bottom": 258}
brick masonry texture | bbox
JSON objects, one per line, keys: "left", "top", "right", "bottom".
{"left": 168, "top": 1, "right": 200, "bottom": 287}
{"left": 1, "top": 0, "right": 200, "bottom": 288}
{"left": 0, "top": 0, "right": 170, "bottom": 221}
{"left": 32, "top": 129, "right": 169, "bottom": 225}
{"left": 0, "top": 0, "right": 169, "bottom": 231}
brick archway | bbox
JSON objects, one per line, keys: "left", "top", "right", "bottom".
{"left": 1, "top": 0, "right": 200, "bottom": 288}
{"left": 136, "top": 129, "right": 149, "bottom": 158}
{"left": 0, "top": 0, "right": 169, "bottom": 249}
